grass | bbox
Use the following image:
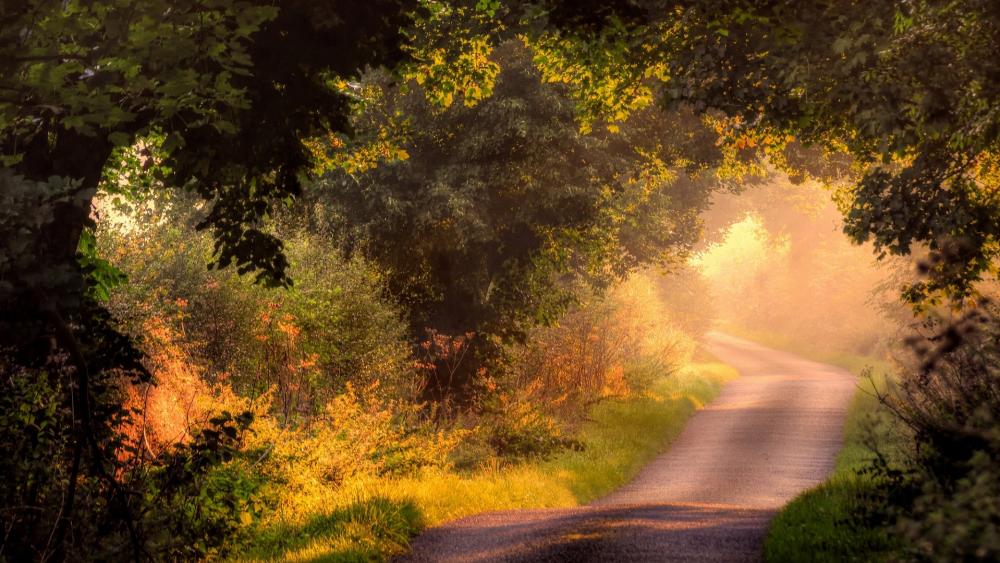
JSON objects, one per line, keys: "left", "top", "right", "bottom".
{"left": 762, "top": 371, "right": 902, "bottom": 562}
{"left": 719, "top": 325, "right": 886, "bottom": 376}
{"left": 238, "top": 360, "right": 738, "bottom": 562}
{"left": 729, "top": 329, "right": 906, "bottom": 562}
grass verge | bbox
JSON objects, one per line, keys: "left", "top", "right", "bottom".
{"left": 238, "top": 361, "right": 737, "bottom": 562}
{"left": 762, "top": 372, "right": 901, "bottom": 562}
{"left": 735, "top": 331, "right": 905, "bottom": 562}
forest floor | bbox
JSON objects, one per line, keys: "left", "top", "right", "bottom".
{"left": 399, "top": 333, "right": 857, "bottom": 562}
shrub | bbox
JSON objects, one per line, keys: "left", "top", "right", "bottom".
{"left": 0, "top": 359, "right": 72, "bottom": 560}
{"left": 197, "top": 382, "right": 465, "bottom": 525}
{"left": 447, "top": 272, "right": 697, "bottom": 464}
{"left": 0, "top": 304, "right": 150, "bottom": 561}
{"left": 0, "top": 353, "right": 266, "bottom": 560}
{"left": 139, "top": 412, "right": 265, "bottom": 560}
{"left": 505, "top": 272, "right": 695, "bottom": 421}
{"left": 99, "top": 198, "right": 414, "bottom": 421}
{"left": 479, "top": 395, "right": 582, "bottom": 461}
{"left": 899, "top": 449, "right": 1000, "bottom": 561}
{"left": 880, "top": 300, "right": 1000, "bottom": 561}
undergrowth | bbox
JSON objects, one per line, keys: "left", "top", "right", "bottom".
{"left": 749, "top": 332, "right": 904, "bottom": 563}
{"left": 238, "top": 361, "right": 737, "bottom": 561}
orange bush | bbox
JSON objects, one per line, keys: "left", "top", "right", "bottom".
{"left": 505, "top": 273, "right": 694, "bottom": 420}
{"left": 121, "top": 316, "right": 211, "bottom": 459}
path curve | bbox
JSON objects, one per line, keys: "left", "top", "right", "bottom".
{"left": 400, "top": 332, "right": 857, "bottom": 562}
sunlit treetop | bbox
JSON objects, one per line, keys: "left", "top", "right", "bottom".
{"left": 516, "top": 0, "right": 1000, "bottom": 307}
{"left": 314, "top": 40, "right": 724, "bottom": 354}
{"left": 402, "top": 0, "right": 504, "bottom": 108}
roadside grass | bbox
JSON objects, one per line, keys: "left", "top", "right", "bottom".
{"left": 238, "top": 361, "right": 737, "bottom": 562}
{"left": 730, "top": 329, "right": 907, "bottom": 562}
{"left": 718, "top": 326, "right": 886, "bottom": 375}
{"left": 763, "top": 370, "right": 903, "bottom": 562}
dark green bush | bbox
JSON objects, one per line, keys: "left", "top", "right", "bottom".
{"left": 140, "top": 411, "right": 266, "bottom": 559}
{"left": 900, "top": 448, "right": 1000, "bottom": 561}
{"left": 880, "top": 301, "right": 1000, "bottom": 561}
{"left": 480, "top": 399, "right": 583, "bottom": 461}
{"left": 0, "top": 361, "right": 72, "bottom": 560}
{"left": 0, "top": 298, "right": 150, "bottom": 561}
{"left": 0, "top": 356, "right": 262, "bottom": 560}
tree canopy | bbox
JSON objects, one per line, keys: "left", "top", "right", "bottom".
{"left": 311, "top": 40, "right": 722, "bottom": 395}
{"left": 3, "top": 0, "right": 1000, "bottom": 558}
{"left": 528, "top": 0, "right": 1000, "bottom": 305}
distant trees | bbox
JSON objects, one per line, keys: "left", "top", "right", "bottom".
{"left": 317, "top": 40, "right": 722, "bottom": 397}
{"left": 697, "top": 178, "right": 900, "bottom": 355}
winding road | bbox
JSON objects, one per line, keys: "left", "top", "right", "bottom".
{"left": 400, "top": 332, "right": 858, "bottom": 562}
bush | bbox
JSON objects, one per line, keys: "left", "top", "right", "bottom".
{"left": 880, "top": 300, "right": 1000, "bottom": 561}
{"left": 479, "top": 396, "right": 582, "bottom": 461}
{"left": 504, "top": 272, "right": 695, "bottom": 421}
{"left": 0, "top": 305, "right": 151, "bottom": 561}
{"left": 139, "top": 412, "right": 265, "bottom": 560}
{"left": 0, "top": 360, "right": 72, "bottom": 560}
{"left": 444, "top": 272, "right": 698, "bottom": 464}
{"left": 202, "top": 383, "right": 464, "bottom": 524}
{"left": 99, "top": 197, "right": 414, "bottom": 421}
{"left": 900, "top": 450, "right": 1000, "bottom": 561}
{"left": 0, "top": 352, "right": 267, "bottom": 560}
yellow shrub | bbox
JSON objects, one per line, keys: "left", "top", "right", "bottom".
{"left": 505, "top": 271, "right": 696, "bottom": 420}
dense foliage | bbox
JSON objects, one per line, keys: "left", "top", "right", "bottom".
{"left": 3, "top": 0, "right": 1000, "bottom": 559}
{"left": 318, "top": 40, "right": 721, "bottom": 396}
{"left": 0, "top": 2, "right": 414, "bottom": 558}
{"left": 877, "top": 302, "right": 1000, "bottom": 561}
{"left": 531, "top": 0, "right": 1000, "bottom": 306}
{"left": 91, "top": 197, "right": 705, "bottom": 559}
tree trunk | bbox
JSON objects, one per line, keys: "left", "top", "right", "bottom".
{"left": 13, "top": 127, "right": 115, "bottom": 561}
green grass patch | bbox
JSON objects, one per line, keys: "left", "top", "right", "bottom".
{"left": 763, "top": 374, "right": 900, "bottom": 562}
{"left": 238, "top": 361, "right": 737, "bottom": 562}
{"left": 719, "top": 326, "right": 890, "bottom": 375}
{"left": 742, "top": 330, "right": 906, "bottom": 563}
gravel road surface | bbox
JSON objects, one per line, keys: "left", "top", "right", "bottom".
{"left": 400, "top": 332, "right": 857, "bottom": 562}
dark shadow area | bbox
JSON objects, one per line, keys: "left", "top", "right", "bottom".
{"left": 400, "top": 503, "right": 775, "bottom": 562}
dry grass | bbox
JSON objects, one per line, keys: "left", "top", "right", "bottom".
{"left": 237, "top": 361, "right": 737, "bottom": 562}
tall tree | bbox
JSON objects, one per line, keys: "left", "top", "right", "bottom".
{"left": 0, "top": 1, "right": 414, "bottom": 557}
{"left": 318, "top": 40, "right": 722, "bottom": 397}
{"left": 528, "top": 0, "right": 1000, "bottom": 306}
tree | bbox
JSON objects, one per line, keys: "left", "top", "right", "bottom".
{"left": 0, "top": 1, "right": 415, "bottom": 558}
{"left": 317, "top": 40, "right": 722, "bottom": 398}
{"left": 1, "top": 0, "right": 416, "bottom": 314}
{"left": 528, "top": 0, "right": 1000, "bottom": 306}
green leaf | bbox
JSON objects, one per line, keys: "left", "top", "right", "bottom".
{"left": 108, "top": 131, "right": 132, "bottom": 146}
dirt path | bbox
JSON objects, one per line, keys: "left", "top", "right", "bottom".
{"left": 400, "top": 333, "right": 857, "bottom": 562}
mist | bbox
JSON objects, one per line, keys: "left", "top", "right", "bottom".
{"left": 691, "top": 174, "right": 909, "bottom": 356}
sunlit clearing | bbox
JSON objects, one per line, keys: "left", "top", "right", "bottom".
{"left": 692, "top": 214, "right": 789, "bottom": 293}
